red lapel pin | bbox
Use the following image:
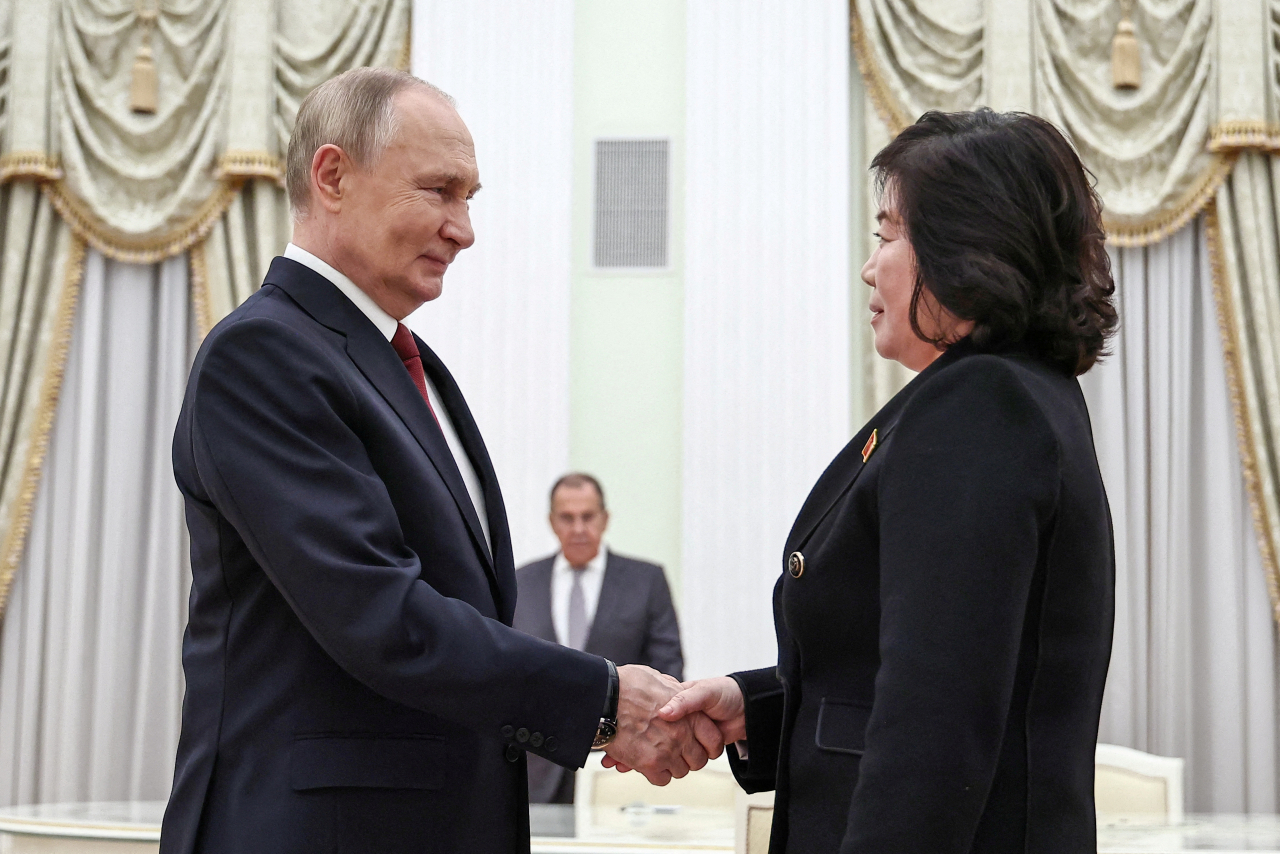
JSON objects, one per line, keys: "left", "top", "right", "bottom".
{"left": 861, "top": 428, "right": 878, "bottom": 463}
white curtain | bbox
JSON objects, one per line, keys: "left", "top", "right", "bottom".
{"left": 407, "top": 0, "right": 574, "bottom": 568}
{"left": 0, "top": 250, "right": 191, "bottom": 806}
{"left": 680, "top": 0, "right": 853, "bottom": 679}
{"left": 1082, "top": 218, "right": 1280, "bottom": 812}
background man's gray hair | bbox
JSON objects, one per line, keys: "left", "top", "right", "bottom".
{"left": 286, "top": 67, "right": 455, "bottom": 219}
{"left": 550, "top": 473, "right": 607, "bottom": 511}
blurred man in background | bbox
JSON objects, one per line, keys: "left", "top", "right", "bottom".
{"left": 514, "top": 473, "right": 684, "bottom": 803}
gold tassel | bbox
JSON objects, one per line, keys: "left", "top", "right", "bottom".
{"left": 130, "top": 8, "right": 158, "bottom": 114}
{"left": 1111, "top": 14, "right": 1141, "bottom": 90}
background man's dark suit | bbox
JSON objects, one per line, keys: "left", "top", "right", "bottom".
{"left": 160, "top": 258, "right": 607, "bottom": 854}
{"left": 514, "top": 551, "right": 683, "bottom": 802}
{"left": 726, "top": 343, "right": 1115, "bottom": 853}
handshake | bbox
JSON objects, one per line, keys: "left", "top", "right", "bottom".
{"left": 601, "top": 666, "right": 750, "bottom": 786}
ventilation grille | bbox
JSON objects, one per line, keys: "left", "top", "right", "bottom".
{"left": 594, "top": 139, "right": 669, "bottom": 268}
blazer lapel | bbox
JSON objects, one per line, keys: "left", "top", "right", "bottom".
{"left": 416, "top": 337, "right": 518, "bottom": 623}
{"left": 782, "top": 345, "right": 970, "bottom": 556}
{"left": 585, "top": 551, "right": 621, "bottom": 652}
{"left": 265, "top": 259, "right": 503, "bottom": 600}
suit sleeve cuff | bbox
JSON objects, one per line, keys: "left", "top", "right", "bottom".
{"left": 726, "top": 668, "right": 784, "bottom": 793}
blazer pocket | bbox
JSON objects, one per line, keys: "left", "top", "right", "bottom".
{"left": 290, "top": 734, "right": 446, "bottom": 791}
{"left": 815, "top": 699, "right": 871, "bottom": 756}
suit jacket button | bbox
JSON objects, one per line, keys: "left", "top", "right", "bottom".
{"left": 516, "top": 728, "right": 530, "bottom": 743}
{"left": 530, "top": 732, "right": 544, "bottom": 748}
{"left": 545, "top": 736, "right": 558, "bottom": 752}
{"left": 788, "top": 551, "right": 805, "bottom": 578}
{"left": 501, "top": 725, "right": 514, "bottom": 739}
{"left": 505, "top": 744, "right": 521, "bottom": 763}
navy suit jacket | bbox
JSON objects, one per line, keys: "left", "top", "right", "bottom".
{"left": 513, "top": 551, "right": 684, "bottom": 801}
{"left": 513, "top": 551, "right": 683, "bottom": 679}
{"left": 160, "top": 258, "right": 607, "bottom": 854}
{"left": 728, "top": 342, "right": 1115, "bottom": 854}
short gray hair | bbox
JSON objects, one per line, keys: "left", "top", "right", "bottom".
{"left": 286, "top": 67, "right": 455, "bottom": 218}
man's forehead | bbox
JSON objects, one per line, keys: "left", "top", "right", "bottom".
{"left": 553, "top": 484, "right": 604, "bottom": 509}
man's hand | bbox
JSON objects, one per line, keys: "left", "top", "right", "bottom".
{"left": 659, "top": 676, "right": 747, "bottom": 745}
{"left": 602, "top": 665, "right": 725, "bottom": 785}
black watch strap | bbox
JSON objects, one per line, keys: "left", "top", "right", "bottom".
{"left": 602, "top": 659, "right": 619, "bottom": 722}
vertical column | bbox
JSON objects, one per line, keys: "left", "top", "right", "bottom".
{"left": 569, "top": 0, "right": 687, "bottom": 590}
{"left": 409, "top": 2, "right": 575, "bottom": 565}
{"left": 682, "top": 0, "right": 852, "bottom": 677}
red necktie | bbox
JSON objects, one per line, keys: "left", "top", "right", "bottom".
{"left": 391, "top": 323, "right": 439, "bottom": 424}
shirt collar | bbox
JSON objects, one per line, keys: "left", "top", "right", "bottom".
{"left": 284, "top": 243, "right": 398, "bottom": 342}
{"left": 553, "top": 544, "right": 609, "bottom": 575}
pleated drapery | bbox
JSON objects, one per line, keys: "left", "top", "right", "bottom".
{"left": 850, "top": 0, "right": 1266, "bottom": 246}
{"left": 1212, "top": 154, "right": 1280, "bottom": 625}
{"left": 0, "top": 0, "right": 411, "bottom": 623}
{"left": 0, "top": 182, "right": 83, "bottom": 622}
{"left": 1082, "top": 218, "right": 1279, "bottom": 812}
{"left": 0, "top": 251, "right": 192, "bottom": 806}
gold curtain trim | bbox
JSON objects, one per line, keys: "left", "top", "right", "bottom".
{"left": 189, "top": 238, "right": 214, "bottom": 339}
{"left": 1208, "top": 121, "right": 1280, "bottom": 153}
{"left": 0, "top": 151, "right": 64, "bottom": 183}
{"left": 848, "top": 2, "right": 1239, "bottom": 249}
{"left": 849, "top": 0, "right": 912, "bottom": 135}
{"left": 218, "top": 150, "right": 285, "bottom": 186}
{"left": 0, "top": 235, "right": 88, "bottom": 619}
{"left": 40, "top": 178, "right": 243, "bottom": 265}
{"left": 1104, "top": 153, "right": 1238, "bottom": 247}
{"left": 1204, "top": 200, "right": 1280, "bottom": 624}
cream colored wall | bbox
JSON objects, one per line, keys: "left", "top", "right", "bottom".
{"left": 569, "top": 0, "right": 686, "bottom": 590}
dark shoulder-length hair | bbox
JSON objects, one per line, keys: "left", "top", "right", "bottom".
{"left": 871, "top": 109, "right": 1117, "bottom": 376}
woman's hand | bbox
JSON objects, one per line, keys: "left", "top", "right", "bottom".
{"left": 660, "top": 676, "right": 747, "bottom": 745}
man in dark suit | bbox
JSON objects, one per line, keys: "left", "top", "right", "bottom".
{"left": 514, "top": 473, "right": 684, "bottom": 803}
{"left": 159, "top": 68, "right": 716, "bottom": 854}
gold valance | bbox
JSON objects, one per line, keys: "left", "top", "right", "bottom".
{"left": 850, "top": 0, "right": 1277, "bottom": 248}
{"left": 0, "top": 0, "right": 410, "bottom": 264}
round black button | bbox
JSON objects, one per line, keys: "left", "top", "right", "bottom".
{"left": 516, "top": 727, "right": 530, "bottom": 743}
{"left": 529, "top": 732, "right": 544, "bottom": 748}
{"left": 544, "top": 736, "right": 558, "bottom": 752}
{"left": 500, "top": 725, "right": 514, "bottom": 739}
{"left": 505, "top": 744, "right": 521, "bottom": 763}
{"left": 788, "top": 551, "right": 805, "bottom": 578}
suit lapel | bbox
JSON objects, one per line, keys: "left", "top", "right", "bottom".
{"left": 416, "top": 337, "right": 518, "bottom": 623}
{"left": 783, "top": 345, "right": 970, "bottom": 556}
{"left": 265, "top": 259, "right": 506, "bottom": 610}
{"left": 585, "top": 551, "right": 620, "bottom": 652}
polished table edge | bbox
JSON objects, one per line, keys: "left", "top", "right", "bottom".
{"left": 0, "top": 817, "right": 160, "bottom": 842}
{"left": 530, "top": 844, "right": 730, "bottom": 853}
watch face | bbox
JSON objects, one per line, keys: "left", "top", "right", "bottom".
{"left": 592, "top": 720, "right": 618, "bottom": 749}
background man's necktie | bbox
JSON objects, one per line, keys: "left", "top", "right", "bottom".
{"left": 391, "top": 323, "right": 439, "bottom": 424}
{"left": 567, "top": 569, "right": 588, "bottom": 650}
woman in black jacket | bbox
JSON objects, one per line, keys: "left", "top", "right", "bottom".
{"left": 658, "top": 109, "right": 1118, "bottom": 853}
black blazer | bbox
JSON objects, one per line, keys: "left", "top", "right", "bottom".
{"left": 513, "top": 551, "right": 684, "bottom": 802}
{"left": 160, "top": 258, "right": 608, "bottom": 854}
{"left": 728, "top": 342, "right": 1115, "bottom": 854}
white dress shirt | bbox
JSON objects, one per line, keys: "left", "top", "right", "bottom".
{"left": 551, "top": 545, "right": 609, "bottom": 647}
{"left": 283, "top": 243, "right": 491, "bottom": 553}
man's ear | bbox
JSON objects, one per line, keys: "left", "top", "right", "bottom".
{"left": 311, "top": 144, "right": 348, "bottom": 214}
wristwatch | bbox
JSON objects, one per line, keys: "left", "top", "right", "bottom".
{"left": 593, "top": 659, "right": 619, "bottom": 748}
